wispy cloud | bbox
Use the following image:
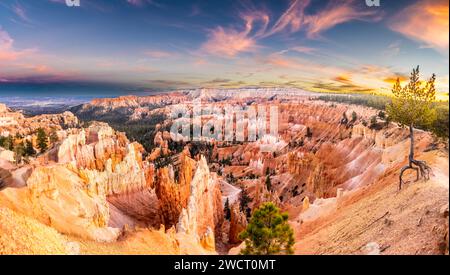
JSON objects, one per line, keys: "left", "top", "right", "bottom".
{"left": 48, "top": 0, "right": 157, "bottom": 11}
{"left": 303, "top": 0, "right": 381, "bottom": 39}
{"left": 389, "top": 0, "right": 449, "bottom": 54}
{"left": 263, "top": 54, "right": 301, "bottom": 69}
{"left": 263, "top": 0, "right": 310, "bottom": 37}
{"left": 0, "top": 27, "right": 59, "bottom": 79}
{"left": 144, "top": 49, "right": 174, "bottom": 59}
{"left": 266, "top": 0, "right": 381, "bottom": 38}
{"left": 333, "top": 74, "right": 353, "bottom": 84}
{"left": 255, "top": 49, "right": 421, "bottom": 95}
{"left": 0, "top": 27, "right": 34, "bottom": 62}
{"left": 126, "top": 0, "right": 144, "bottom": 6}
{"left": 291, "top": 46, "right": 317, "bottom": 54}
{"left": 12, "top": 3, "right": 30, "bottom": 22}
{"left": 200, "top": 9, "right": 273, "bottom": 57}
{"left": 381, "top": 40, "right": 402, "bottom": 59}
{"left": 189, "top": 3, "right": 201, "bottom": 17}
{"left": 126, "top": 0, "right": 163, "bottom": 8}
{"left": 201, "top": 26, "right": 257, "bottom": 57}
{"left": 201, "top": 0, "right": 381, "bottom": 57}
{"left": 383, "top": 74, "right": 409, "bottom": 85}
{"left": 50, "top": 0, "right": 162, "bottom": 8}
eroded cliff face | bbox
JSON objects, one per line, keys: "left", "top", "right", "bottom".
{"left": 1, "top": 164, "right": 120, "bottom": 242}
{"left": 74, "top": 93, "right": 189, "bottom": 122}
{"left": 0, "top": 120, "right": 224, "bottom": 252}
{"left": 1, "top": 91, "right": 448, "bottom": 255}
{"left": 56, "top": 122, "right": 129, "bottom": 170}
{"left": 228, "top": 204, "right": 247, "bottom": 244}
{"left": 0, "top": 123, "right": 146, "bottom": 241}
{"left": 176, "top": 156, "right": 224, "bottom": 251}
{"left": 0, "top": 106, "right": 78, "bottom": 137}
{"left": 155, "top": 154, "right": 194, "bottom": 228}
{"left": 276, "top": 101, "right": 432, "bottom": 202}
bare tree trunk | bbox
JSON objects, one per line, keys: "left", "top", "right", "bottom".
{"left": 409, "top": 124, "right": 414, "bottom": 161}
{"left": 399, "top": 123, "right": 432, "bottom": 190}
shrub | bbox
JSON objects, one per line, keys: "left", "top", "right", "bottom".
{"left": 239, "top": 202, "right": 294, "bottom": 255}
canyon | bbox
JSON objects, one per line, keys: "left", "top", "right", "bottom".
{"left": 0, "top": 89, "right": 448, "bottom": 255}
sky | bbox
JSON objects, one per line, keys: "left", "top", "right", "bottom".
{"left": 0, "top": 0, "right": 449, "bottom": 99}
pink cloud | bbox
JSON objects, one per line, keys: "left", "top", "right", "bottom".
{"left": 202, "top": 26, "right": 257, "bottom": 57}
{"left": 201, "top": 10, "right": 274, "bottom": 57}
{"left": 291, "top": 46, "right": 316, "bottom": 54}
{"left": 240, "top": 11, "right": 271, "bottom": 38}
{"left": 193, "top": 59, "right": 208, "bottom": 66}
{"left": 264, "top": 55, "right": 302, "bottom": 69}
{"left": 258, "top": 52, "right": 403, "bottom": 93}
{"left": 263, "top": 0, "right": 380, "bottom": 38}
{"left": 389, "top": 0, "right": 449, "bottom": 54}
{"left": 201, "top": 0, "right": 381, "bottom": 57}
{"left": 303, "top": 0, "right": 380, "bottom": 39}
{"left": 144, "top": 50, "right": 174, "bottom": 59}
{"left": 19, "top": 64, "right": 51, "bottom": 73}
{"left": 0, "top": 28, "right": 34, "bottom": 62}
{"left": 131, "top": 65, "right": 157, "bottom": 73}
{"left": 264, "top": 0, "right": 310, "bottom": 37}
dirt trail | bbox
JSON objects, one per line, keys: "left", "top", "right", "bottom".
{"left": 294, "top": 150, "right": 449, "bottom": 255}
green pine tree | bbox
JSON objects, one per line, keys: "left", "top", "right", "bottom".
{"left": 13, "top": 141, "right": 25, "bottom": 164}
{"left": 239, "top": 202, "right": 294, "bottom": 255}
{"left": 25, "top": 140, "right": 36, "bottom": 156}
{"left": 36, "top": 128, "right": 48, "bottom": 152}
{"left": 0, "top": 135, "right": 14, "bottom": 150}
{"left": 351, "top": 111, "right": 357, "bottom": 123}
{"left": 239, "top": 186, "right": 252, "bottom": 218}
{"left": 386, "top": 66, "right": 437, "bottom": 189}
{"left": 224, "top": 198, "right": 231, "bottom": 220}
